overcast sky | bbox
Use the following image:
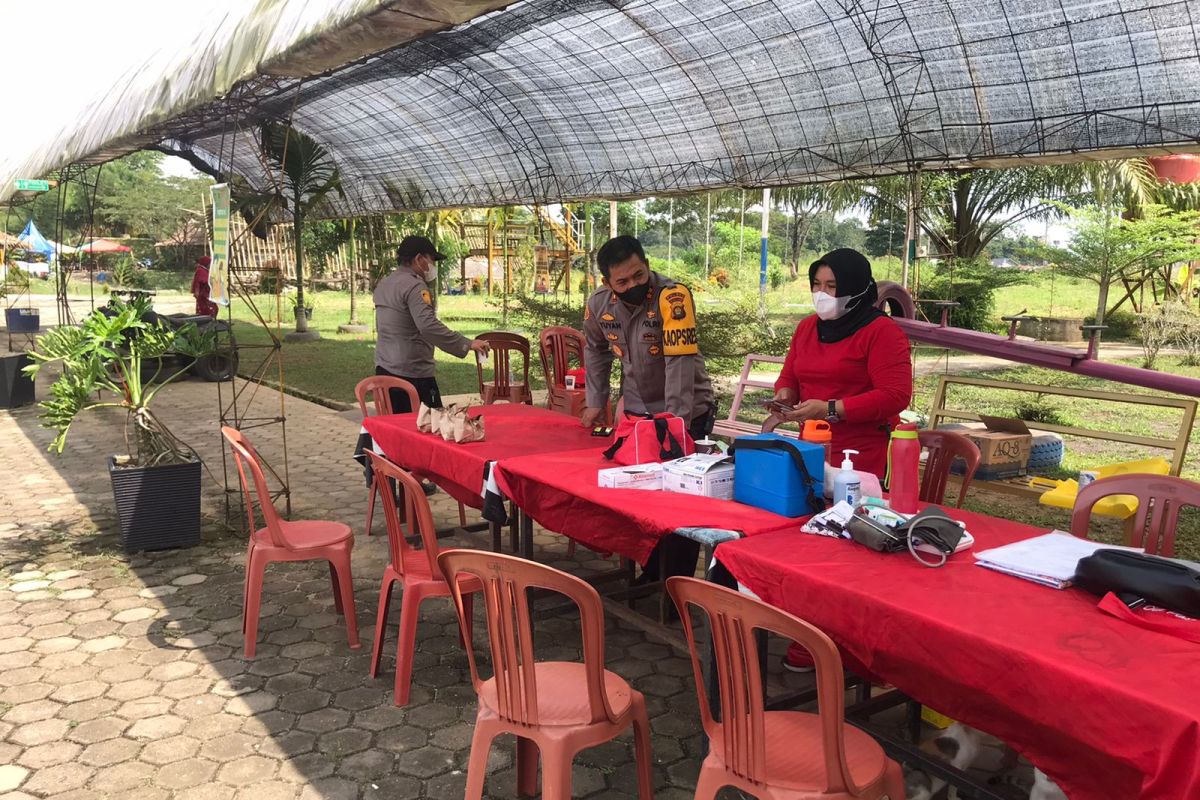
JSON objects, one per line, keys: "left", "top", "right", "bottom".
{"left": 1, "top": 1, "right": 240, "bottom": 174}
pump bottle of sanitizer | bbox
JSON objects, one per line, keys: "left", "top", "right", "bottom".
{"left": 832, "top": 449, "right": 862, "bottom": 506}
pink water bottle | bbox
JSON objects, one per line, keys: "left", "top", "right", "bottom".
{"left": 887, "top": 423, "right": 921, "bottom": 514}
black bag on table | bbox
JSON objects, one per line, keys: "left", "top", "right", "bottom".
{"left": 1075, "top": 549, "right": 1200, "bottom": 618}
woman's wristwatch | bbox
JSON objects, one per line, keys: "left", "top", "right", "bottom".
{"left": 826, "top": 400, "right": 841, "bottom": 423}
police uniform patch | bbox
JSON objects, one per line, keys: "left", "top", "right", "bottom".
{"left": 420, "top": 290, "right": 432, "bottom": 306}
{"left": 659, "top": 284, "right": 699, "bottom": 356}
{"left": 646, "top": 309, "right": 657, "bottom": 319}
{"left": 607, "top": 333, "right": 618, "bottom": 341}
{"left": 601, "top": 312, "right": 615, "bottom": 321}
{"left": 612, "top": 343, "right": 624, "bottom": 358}
{"left": 641, "top": 331, "right": 658, "bottom": 343}
{"left": 648, "top": 345, "right": 661, "bottom": 356}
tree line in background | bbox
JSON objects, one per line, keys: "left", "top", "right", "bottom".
{"left": 8, "top": 137, "right": 1200, "bottom": 341}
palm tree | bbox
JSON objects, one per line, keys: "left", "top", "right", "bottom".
{"left": 260, "top": 122, "right": 344, "bottom": 337}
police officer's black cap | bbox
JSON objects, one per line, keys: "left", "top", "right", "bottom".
{"left": 396, "top": 235, "right": 446, "bottom": 262}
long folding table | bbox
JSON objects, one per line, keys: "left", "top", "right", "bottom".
{"left": 713, "top": 507, "right": 1200, "bottom": 800}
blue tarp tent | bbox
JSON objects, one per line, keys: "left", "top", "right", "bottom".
{"left": 17, "top": 221, "right": 55, "bottom": 262}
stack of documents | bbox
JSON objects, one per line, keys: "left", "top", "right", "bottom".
{"left": 974, "top": 532, "right": 1141, "bottom": 589}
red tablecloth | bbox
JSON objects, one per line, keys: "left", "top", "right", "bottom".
{"left": 714, "top": 507, "right": 1200, "bottom": 800}
{"left": 364, "top": 404, "right": 601, "bottom": 508}
{"left": 494, "top": 447, "right": 803, "bottom": 564}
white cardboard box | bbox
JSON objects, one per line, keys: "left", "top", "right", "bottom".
{"left": 598, "top": 462, "right": 664, "bottom": 490}
{"left": 662, "top": 454, "right": 735, "bottom": 499}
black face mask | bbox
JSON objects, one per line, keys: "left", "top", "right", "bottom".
{"left": 615, "top": 280, "right": 651, "bottom": 306}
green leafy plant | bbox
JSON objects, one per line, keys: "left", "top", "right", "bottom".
{"left": 23, "top": 295, "right": 214, "bottom": 465}
{"left": 260, "top": 122, "right": 345, "bottom": 335}
{"left": 919, "top": 257, "right": 1029, "bottom": 333}
{"left": 1014, "top": 396, "right": 1069, "bottom": 426}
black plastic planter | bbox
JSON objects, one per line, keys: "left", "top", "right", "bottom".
{"left": 108, "top": 456, "right": 202, "bottom": 553}
{"left": 0, "top": 352, "right": 34, "bottom": 408}
{"left": 5, "top": 307, "right": 40, "bottom": 333}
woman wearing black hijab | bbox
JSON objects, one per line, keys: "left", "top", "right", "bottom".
{"left": 772, "top": 248, "right": 913, "bottom": 672}
{"left": 771, "top": 248, "right": 912, "bottom": 478}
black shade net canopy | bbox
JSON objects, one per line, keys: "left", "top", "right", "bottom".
{"left": 9, "top": 0, "right": 1200, "bottom": 214}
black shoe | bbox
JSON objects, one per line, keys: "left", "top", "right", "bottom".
{"left": 631, "top": 568, "right": 660, "bottom": 586}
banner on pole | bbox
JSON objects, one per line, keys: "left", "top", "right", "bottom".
{"left": 209, "top": 183, "right": 231, "bottom": 307}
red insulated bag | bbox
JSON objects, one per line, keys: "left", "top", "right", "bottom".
{"left": 602, "top": 412, "right": 694, "bottom": 466}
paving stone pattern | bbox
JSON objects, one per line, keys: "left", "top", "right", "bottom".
{"left": 2, "top": 371, "right": 1030, "bottom": 799}
{"left": 0, "top": 373, "right": 746, "bottom": 799}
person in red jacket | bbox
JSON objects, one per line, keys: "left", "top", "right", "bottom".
{"left": 191, "top": 255, "right": 219, "bottom": 318}
{"left": 771, "top": 248, "right": 913, "bottom": 671}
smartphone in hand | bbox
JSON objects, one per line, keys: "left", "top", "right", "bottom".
{"left": 759, "top": 399, "right": 793, "bottom": 415}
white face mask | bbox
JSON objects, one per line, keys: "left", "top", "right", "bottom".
{"left": 419, "top": 257, "right": 438, "bottom": 282}
{"left": 812, "top": 284, "right": 871, "bottom": 321}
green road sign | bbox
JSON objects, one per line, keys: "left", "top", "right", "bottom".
{"left": 14, "top": 179, "right": 51, "bottom": 191}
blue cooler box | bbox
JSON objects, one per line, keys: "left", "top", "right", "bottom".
{"left": 732, "top": 433, "right": 826, "bottom": 517}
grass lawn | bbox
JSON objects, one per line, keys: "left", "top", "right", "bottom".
{"left": 228, "top": 292, "right": 524, "bottom": 403}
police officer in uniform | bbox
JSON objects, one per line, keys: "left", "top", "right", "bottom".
{"left": 582, "top": 235, "right": 715, "bottom": 581}
{"left": 374, "top": 235, "right": 491, "bottom": 413}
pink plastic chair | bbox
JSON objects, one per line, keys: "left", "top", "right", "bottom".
{"left": 355, "top": 375, "right": 467, "bottom": 535}
{"left": 365, "top": 451, "right": 479, "bottom": 706}
{"left": 1071, "top": 474, "right": 1200, "bottom": 557}
{"left": 476, "top": 331, "right": 534, "bottom": 405}
{"left": 666, "top": 576, "right": 906, "bottom": 800}
{"left": 539, "top": 326, "right": 588, "bottom": 417}
{"left": 356, "top": 376, "right": 418, "bottom": 536}
{"left": 917, "top": 429, "right": 980, "bottom": 508}
{"left": 222, "top": 426, "right": 359, "bottom": 659}
{"left": 437, "top": 549, "right": 654, "bottom": 800}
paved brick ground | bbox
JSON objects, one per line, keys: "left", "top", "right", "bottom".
{"left": 1, "top": 369, "right": 1031, "bottom": 799}
{"left": 0, "top": 370, "right": 736, "bottom": 800}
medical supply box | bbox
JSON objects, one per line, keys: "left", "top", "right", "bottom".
{"left": 597, "top": 462, "right": 663, "bottom": 490}
{"left": 662, "top": 453, "right": 735, "bottom": 499}
{"left": 732, "top": 433, "right": 826, "bottom": 517}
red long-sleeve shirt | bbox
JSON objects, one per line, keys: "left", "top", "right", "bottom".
{"left": 774, "top": 315, "right": 913, "bottom": 478}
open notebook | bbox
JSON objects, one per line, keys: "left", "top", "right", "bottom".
{"left": 974, "top": 532, "right": 1142, "bottom": 589}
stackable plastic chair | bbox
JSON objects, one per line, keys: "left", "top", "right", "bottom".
{"left": 356, "top": 376, "right": 418, "bottom": 536}
{"left": 538, "top": 325, "right": 588, "bottom": 417}
{"left": 222, "top": 426, "right": 359, "bottom": 659}
{"left": 666, "top": 577, "right": 906, "bottom": 800}
{"left": 1071, "top": 474, "right": 1200, "bottom": 557}
{"left": 365, "top": 451, "right": 479, "bottom": 706}
{"left": 437, "top": 550, "right": 654, "bottom": 800}
{"left": 476, "top": 331, "right": 533, "bottom": 405}
{"left": 355, "top": 375, "right": 467, "bottom": 534}
{"left": 917, "top": 429, "right": 980, "bottom": 508}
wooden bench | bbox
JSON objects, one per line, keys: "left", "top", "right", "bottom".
{"left": 711, "top": 354, "right": 798, "bottom": 440}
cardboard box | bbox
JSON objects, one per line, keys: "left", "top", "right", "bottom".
{"left": 962, "top": 415, "right": 1032, "bottom": 479}
{"left": 598, "top": 462, "right": 663, "bottom": 490}
{"left": 662, "top": 454, "right": 735, "bottom": 499}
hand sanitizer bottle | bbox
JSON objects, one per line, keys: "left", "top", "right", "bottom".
{"left": 833, "top": 449, "right": 862, "bottom": 506}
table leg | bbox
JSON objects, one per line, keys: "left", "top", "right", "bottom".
{"left": 520, "top": 509, "right": 534, "bottom": 560}
{"left": 489, "top": 521, "right": 502, "bottom": 553}
{"left": 509, "top": 502, "right": 519, "bottom": 552}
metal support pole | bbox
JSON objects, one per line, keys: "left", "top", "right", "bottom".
{"left": 609, "top": 200, "right": 618, "bottom": 238}
{"left": 759, "top": 188, "right": 771, "bottom": 307}
{"left": 901, "top": 167, "right": 922, "bottom": 291}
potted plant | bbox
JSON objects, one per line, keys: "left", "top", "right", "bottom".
{"left": 23, "top": 295, "right": 216, "bottom": 552}
{"left": 291, "top": 292, "right": 314, "bottom": 322}
{"left": 0, "top": 269, "right": 36, "bottom": 408}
